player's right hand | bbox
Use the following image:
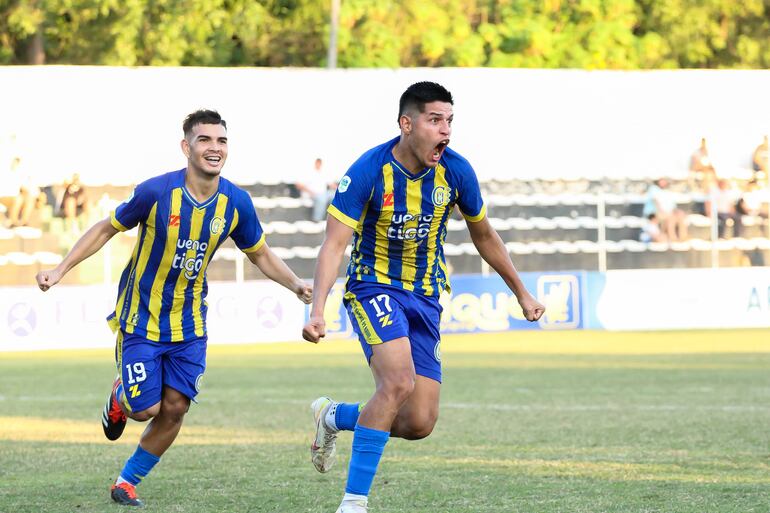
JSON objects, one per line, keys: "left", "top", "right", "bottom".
{"left": 519, "top": 293, "right": 545, "bottom": 322}
{"left": 302, "top": 316, "right": 326, "bottom": 344}
{"left": 36, "top": 268, "right": 63, "bottom": 292}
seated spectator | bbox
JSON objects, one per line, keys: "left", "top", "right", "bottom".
{"left": 296, "top": 157, "right": 337, "bottom": 222}
{"left": 639, "top": 213, "right": 665, "bottom": 243}
{"left": 736, "top": 180, "right": 769, "bottom": 220}
{"left": 752, "top": 135, "right": 768, "bottom": 182}
{"left": 0, "top": 163, "right": 18, "bottom": 227}
{"left": 7, "top": 157, "right": 47, "bottom": 227}
{"left": 60, "top": 173, "right": 89, "bottom": 233}
{"left": 642, "top": 178, "right": 688, "bottom": 242}
{"left": 689, "top": 138, "right": 717, "bottom": 190}
{"left": 706, "top": 178, "right": 742, "bottom": 238}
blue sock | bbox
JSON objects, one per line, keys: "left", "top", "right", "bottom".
{"left": 335, "top": 403, "right": 362, "bottom": 431}
{"left": 119, "top": 445, "right": 160, "bottom": 486}
{"left": 345, "top": 424, "right": 390, "bottom": 497}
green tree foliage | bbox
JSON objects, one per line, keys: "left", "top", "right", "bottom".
{"left": 635, "top": 0, "right": 770, "bottom": 68}
{"left": 1, "top": 0, "right": 769, "bottom": 68}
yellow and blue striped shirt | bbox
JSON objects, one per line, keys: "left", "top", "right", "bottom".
{"left": 328, "top": 137, "right": 486, "bottom": 297}
{"left": 107, "top": 169, "right": 264, "bottom": 342}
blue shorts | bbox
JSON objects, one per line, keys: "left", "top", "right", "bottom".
{"left": 115, "top": 329, "right": 207, "bottom": 413}
{"left": 344, "top": 280, "right": 443, "bottom": 383}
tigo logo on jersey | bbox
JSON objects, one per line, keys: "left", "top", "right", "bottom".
{"left": 387, "top": 213, "right": 433, "bottom": 241}
{"left": 168, "top": 214, "right": 181, "bottom": 227}
{"left": 172, "top": 239, "right": 208, "bottom": 280}
{"left": 383, "top": 192, "right": 395, "bottom": 208}
{"left": 210, "top": 216, "right": 224, "bottom": 235}
{"left": 338, "top": 175, "right": 351, "bottom": 193}
{"left": 432, "top": 186, "right": 450, "bottom": 207}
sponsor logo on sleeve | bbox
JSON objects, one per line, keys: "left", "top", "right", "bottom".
{"left": 338, "top": 175, "right": 351, "bottom": 193}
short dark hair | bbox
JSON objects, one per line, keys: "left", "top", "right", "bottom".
{"left": 398, "top": 82, "right": 453, "bottom": 125}
{"left": 183, "top": 109, "right": 226, "bottom": 138}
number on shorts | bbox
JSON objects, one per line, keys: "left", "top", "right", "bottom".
{"left": 125, "top": 362, "right": 147, "bottom": 385}
{"left": 368, "top": 294, "right": 392, "bottom": 317}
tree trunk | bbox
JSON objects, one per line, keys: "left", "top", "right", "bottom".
{"left": 26, "top": 28, "right": 45, "bottom": 65}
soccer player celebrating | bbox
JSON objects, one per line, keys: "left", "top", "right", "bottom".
{"left": 36, "top": 110, "right": 313, "bottom": 507}
{"left": 302, "top": 82, "right": 545, "bottom": 513}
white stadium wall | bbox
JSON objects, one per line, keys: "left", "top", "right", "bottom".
{"left": 0, "top": 281, "right": 309, "bottom": 352}
{"left": 1, "top": 67, "right": 770, "bottom": 187}
{"left": 3, "top": 268, "right": 770, "bottom": 352}
{"left": 592, "top": 268, "right": 770, "bottom": 331}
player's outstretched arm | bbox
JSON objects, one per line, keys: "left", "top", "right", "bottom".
{"left": 36, "top": 217, "right": 119, "bottom": 292}
{"left": 246, "top": 243, "right": 312, "bottom": 304}
{"left": 467, "top": 216, "right": 545, "bottom": 322}
{"left": 302, "top": 216, "right": 353, "bottom": 343}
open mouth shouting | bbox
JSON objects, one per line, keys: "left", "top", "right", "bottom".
{"left": 431, "top": 139, "right": 449, "bottom": 164}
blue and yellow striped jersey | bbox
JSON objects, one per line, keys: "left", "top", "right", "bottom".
{"left": 328, "top": 136, "right": 486, "bottom": 297}
{"left": 107, "top": 169, "right": 264, "bottom": 342}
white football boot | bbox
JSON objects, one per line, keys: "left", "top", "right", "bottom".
{"left": 335, "top": 499, "right": 368, "bottom": 513}
{"left": 311, "top": 396, "right": 339, "bottom": 473}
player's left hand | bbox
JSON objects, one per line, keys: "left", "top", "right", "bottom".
{"left": 519, "top": 294, "right": 545, "bottom": 322}
{"left": 36, "top": 268, "right": 63, "bottom": 292}
{"left": 294, "top": 281, "right": 313, "bottom": 304}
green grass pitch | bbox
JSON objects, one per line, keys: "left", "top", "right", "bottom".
{"left": 1, "top": 329, "right": 770, "bottom": 512}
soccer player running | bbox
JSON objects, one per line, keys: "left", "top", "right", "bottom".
{"left": 302, "top": 82, "right": 545, "bottom": 513}
{"left": 36, "top": 110, "right": 313, "bottom": 507}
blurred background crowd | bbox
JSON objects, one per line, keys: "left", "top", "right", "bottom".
{"left": 1, "top": 0, "right": 769, "bottom": 285}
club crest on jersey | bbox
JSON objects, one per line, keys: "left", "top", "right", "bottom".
{"left": 210, "top": 216, "right": 224, "bottom": 235}
{"left": 432, "top": 186, "right": 450, "bottom": 207}
{"left": 168, "top": 214, "right": 181, "bottom": 227}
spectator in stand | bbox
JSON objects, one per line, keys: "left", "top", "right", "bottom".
{"left": 7, "top": 156, "right": 47, "bottom": 227}
{"left": 737, "top": 179, "right": 769, "bottom": 221}
{"left": 639, "top": 213, "right": 665, "bottom": 243}
{"left": 706, "top": 178, "right": 742, "bottom": 239}
{"left": 751, "top": 135, "right": 768, "bottom": 182}
{"left": 296, "top": 157, "right": 337, "bottom": 222}
{"left": 60, "top": 173, "right": 89, "bottom": 234}
{"left": 689, "top": 138, "right": 717, "bottom": 190}
{"left": 642, "top": 178, "right": 688, "bottom": 242}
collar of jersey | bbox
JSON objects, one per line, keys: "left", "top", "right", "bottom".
{"left": 390, "top": 159, "right": 434, "bottom": 181}
{"left": 181, "top": 184, "right": 220, "bottom": 209}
